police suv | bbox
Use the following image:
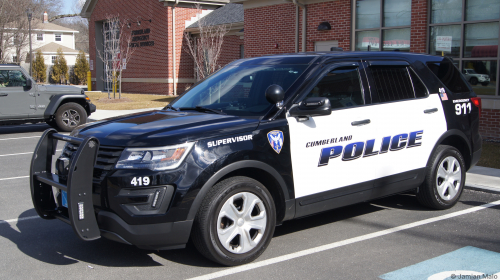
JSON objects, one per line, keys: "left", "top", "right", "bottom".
{"left": 30, "top": 52, "right": 482, "bottom": 266}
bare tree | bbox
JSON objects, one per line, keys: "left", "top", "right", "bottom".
{"left": 0, "top": 0, "right": 62, "bottom": 64}
{"left": 95, "top": 14, "right": 134, "bottom": 99}
{"left": 184, "top": 4, "right": 228, "bottom": 81}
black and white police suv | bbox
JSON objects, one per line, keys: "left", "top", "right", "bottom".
{"left": 30, "top": 52, "right": 482, "bottom": 266}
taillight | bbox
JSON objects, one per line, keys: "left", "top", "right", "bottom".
{"left": 471, "top": 97, "right": 481, "bottom": 119}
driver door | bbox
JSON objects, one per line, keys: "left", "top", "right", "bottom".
{"left": 288, "top": 62, "right": 378, "bottom": 201}
{"left": 0, "top": 69, "right": 36, "bottom": 118}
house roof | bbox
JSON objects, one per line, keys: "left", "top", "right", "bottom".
{"left": 187, "top": 3, "right": 243, "bottom": 29}
{"left": 33, "top": 42, "right": 79, "bottom": 54}
{"left": 29, "top": 19, "right": 79, "bottom": 33}
{"left": 3, "top": 19, "right": 78, "bottom": 33}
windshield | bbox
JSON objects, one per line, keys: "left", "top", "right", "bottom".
{"left": 170, "top": 64, "right": 308, "bottom": 117}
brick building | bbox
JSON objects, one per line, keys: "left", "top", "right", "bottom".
{"left": 233, "top": 0, "right": 500, "bottom": 139}
{"left": 81, "top": 0, "right": 500, "bottom": 139}
{"left": 80, "top": 0, "right": 243, "bottom": 96}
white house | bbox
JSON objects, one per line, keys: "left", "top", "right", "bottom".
{"left": 5, "top": 12, "right": 84, "bottom": 82}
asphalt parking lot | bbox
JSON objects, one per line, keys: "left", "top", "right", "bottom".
{"left": 1, "top": 123, "right": 499, "bottom": 280}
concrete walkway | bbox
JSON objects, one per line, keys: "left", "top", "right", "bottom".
{"left": 88, "top": 107, "right": 164, "bottom": 122}
{"left": 87, "top": 108, "right": 500, "bottom": 194}
{"left": 466, "top": 166, "right": 500, "bottom": 193}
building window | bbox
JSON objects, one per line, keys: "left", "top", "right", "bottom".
{"left": 429, "top": 0, "right": 500, "bottom": 97}
{"left": 354, "top": 0, "right": 411, "bottom": 52}
{"left": 12, "top": 56, "right": 18, "bottom": 63}
{"left": 52, "top": 56, "right": 57, "bottom": 64}
{"left": 37, "top": 33, "right": 43, "bottom": 41}
{"left": 55, "top": 34, "right": 62, "bottom": 42}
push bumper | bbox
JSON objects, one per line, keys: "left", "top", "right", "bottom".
{"left": 30, "top": 129, "right": 101, "bottom": 241}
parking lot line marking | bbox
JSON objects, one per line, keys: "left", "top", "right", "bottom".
{"left": 187, "top": 199, "right": 500, "bottom": 280}
{"left": 0, "top": 152, "right": 34, "bottom": 157}
{"left": 0, "top": 215, "right": 40, "bottom": 225}
{"left": 0, "top": 136, "right": 40, "bottom": 141}
{"left": 0, "top": 149, "right": 62, "bottom": 158}
{"left": 0, "top": 176, "right": 29, "bottom": 181}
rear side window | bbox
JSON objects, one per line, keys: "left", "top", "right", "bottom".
{"left": 426, "top": 61, "right": 469, "bottom": 93}
{"left": 369, "top": 66, "right": 427, "bottom": 103}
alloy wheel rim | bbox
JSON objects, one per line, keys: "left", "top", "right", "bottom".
{"left": 61, "top": 109, "right": 80, "bottom": 127}
{"left": 436, "top": 156, "right": 462, "bottom": 201}
{"left": 217, "top": 192, "right": 267, "bottom": 254}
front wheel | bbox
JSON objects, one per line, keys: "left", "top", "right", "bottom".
{"left": 417, "top": 145, "right": 466, "bottom": 210}
{"left": 54, "top": 103, "right": 87, "bottom": 132}
{"left": 192, "top": 176, "right": 276, "bottom": 266}
{"left": 469, "top": 77, "right": 478, "bottom": 85}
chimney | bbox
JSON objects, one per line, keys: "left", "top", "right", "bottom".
{"left": 43, "top": 11, "right": 48, "bottom": 23}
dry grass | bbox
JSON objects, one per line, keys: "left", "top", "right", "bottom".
{"left": 477, "top": 141, "right": 500, "bottom": 169}
{"left": 85, "top": 92, "right": 177, "bottom": 110}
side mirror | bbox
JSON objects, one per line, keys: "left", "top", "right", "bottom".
{"left": 265, "top": 84, "right": 285, "bottom": 105}
{"left": 25, "top": 79, "right": 32, "bottom": 88}
{"left": 289, "top": 97, "right": 332, "bottom": 121}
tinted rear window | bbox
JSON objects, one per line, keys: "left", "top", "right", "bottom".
{"left": 426, "top": 61, "right": 469, "bottom": 93}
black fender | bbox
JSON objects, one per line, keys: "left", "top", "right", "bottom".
{"left": 186, "top": 160, "right": 292, "bottom": 221}
{"left": 427, "top": 129, "right": 472, "bottom": 170}
{"left": 44, "top": 95, "right": 89, "bottom": 118}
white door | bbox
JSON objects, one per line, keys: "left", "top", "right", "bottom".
{"left": 287, "top": 63, "right": 376, "bottom": 198}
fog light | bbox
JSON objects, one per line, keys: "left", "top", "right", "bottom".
{"left": 151, "top": 190, "right": 160, "bottom": 208}
{"left": 78, "top": 202, "right": 84, "bottom": 220}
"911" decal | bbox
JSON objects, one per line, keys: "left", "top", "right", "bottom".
{"left": 453, "top": 99, "right": 471, "bottom": 115}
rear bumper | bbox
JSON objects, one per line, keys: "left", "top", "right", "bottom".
{"left": 98, "top": 211, "right": 192, "bottom": 250}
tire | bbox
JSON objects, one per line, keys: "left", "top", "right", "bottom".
{"left": 53, "top": 102, "right": 87, "bottom": 132}
{"left": 482, "top": 82, "right": 489, "bottom": 86}
{"left": 191, "top": 176, "right": 276, "bottom": 266}
{"left": 417, "top": 145, "right": 466, "bottom": 210}
{"left": 469, "top": 77, "right": 478, "bottom": 85}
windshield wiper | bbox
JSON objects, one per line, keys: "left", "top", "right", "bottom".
{"left": 178, "top": 106, "right": 226, "bottom": 115}
{"left": 165, "top": 104, "right": 178, "bottom": 111}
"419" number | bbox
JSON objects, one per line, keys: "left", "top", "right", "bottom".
{"left": 131, "top": 176, "right": 150, "bottom": 186}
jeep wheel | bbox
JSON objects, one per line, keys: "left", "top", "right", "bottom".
{"left": 417, "top": 145, "right": 465, "bottom": 210}
{"left": 469, "top": 77, "right": 478, "bottom": 85}
{"left": 192, "top": 176, "right": 276, "bottom": 266}
{"left": 54, "top": 102, "right": 87, "bottom": 132}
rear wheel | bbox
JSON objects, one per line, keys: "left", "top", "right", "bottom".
{"left": 192, "top": 176, "right": 276, "bottom": 266}
{"left": 417, "top": 145, "right": 465, "bottom": 209}
{"left": 54, "top": 103, "right": 87, "bottom": 132}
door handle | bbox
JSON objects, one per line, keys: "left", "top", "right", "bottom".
{"left": 0, "top": 93, "right": 8, "bottom": 97}
{"left": 351, "top": 119, "right": 371, "bottom": 126}
{"left": 424, "top": 108, "right": 438, "bottom": 114}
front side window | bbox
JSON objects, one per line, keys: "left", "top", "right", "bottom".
{"left": 305, "top": 67, "right": 364, "bottom": 109}
{"left": 171, "top": 64, "right": 308, "bottom": 117}
{"left": 0, "top": 70, "right": 27, "bottom": 87}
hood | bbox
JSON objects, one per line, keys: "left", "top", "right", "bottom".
{"left": 75, "top": 110, "right": 260, "bottom": 147}
{"left": 38, "top": 84, "right": 82, "bottom": 94}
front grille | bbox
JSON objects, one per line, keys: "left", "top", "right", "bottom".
{"left": 61, "top": 143, "right": 123, "bottom": 184}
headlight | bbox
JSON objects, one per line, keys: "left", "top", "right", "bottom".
{"left": 115, "top": 142, "right": 195, "bottom": 171}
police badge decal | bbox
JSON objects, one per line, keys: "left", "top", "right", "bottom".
{"left": 267, "top": 130, "right": 284, "bottom": 154}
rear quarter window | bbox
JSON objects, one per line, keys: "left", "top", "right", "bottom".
{"left": 426, "top": 61, "right": 469, "bottom": 94}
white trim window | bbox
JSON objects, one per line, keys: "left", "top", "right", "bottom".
{"left": 55, "top": 33, "right": 62, "bottom": 42}
{"left": 37, "top": 33, "right": 43, "bottom": 41}
{"left": 51, "top": 56, "right": 57, "bottom": 64}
